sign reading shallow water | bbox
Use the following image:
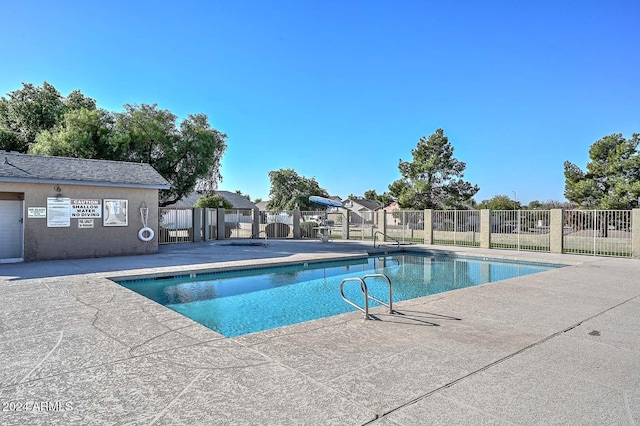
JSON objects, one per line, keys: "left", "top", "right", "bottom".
{"left": 71, "top": 199, "right": 102, "bottom": 218}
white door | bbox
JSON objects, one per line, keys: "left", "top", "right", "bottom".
{"left": 0, "top": 200, "right": 23, "bottom": 262}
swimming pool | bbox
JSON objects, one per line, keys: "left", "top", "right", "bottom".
{"left": 116, "top": 253, "right": 564, "bottom": 337}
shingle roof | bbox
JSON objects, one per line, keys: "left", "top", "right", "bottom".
{"left": 351, "top": 197, "right": 382, "bottom": 211}
{"left": 0, "top": 152, "right": 170, "bottom": 189}
{"left": 217, "top": 191, "right": 257, "bottom": 209}
{"left": 167, "top": 190, "right": 257, "bottom": 209}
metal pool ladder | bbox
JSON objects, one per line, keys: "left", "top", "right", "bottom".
{"left": 339, "top": 273, "right": 394, "bottom": 320}
{"left": 373, "top": 231, "right": 400, "bottom": 248}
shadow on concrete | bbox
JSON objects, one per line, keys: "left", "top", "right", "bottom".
{"left": 368, "top": 309, "right": 463, "bottom": 327}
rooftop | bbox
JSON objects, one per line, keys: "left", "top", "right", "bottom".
{"left": 0, "top": 151, "right": 169, "bottom": 189}
{"left": 167, "top": 190, "right": 258, "bottom": 209}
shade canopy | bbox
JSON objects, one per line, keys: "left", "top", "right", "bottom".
{"left": 309, "top": 196, "right": 343, "bottom": 208}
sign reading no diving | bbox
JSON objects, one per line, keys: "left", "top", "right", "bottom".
{"left": 71, "top": 199, "right": 102, "bottom": 218}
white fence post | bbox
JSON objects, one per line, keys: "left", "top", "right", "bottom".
{"left": 480, "top": 209, "right": 490, "bottom": 248}
{"left": 633, "top": 209, "right": 640, "bottom": 259}
{"left": 378, "top": 209, "right": 386, "bottom": 240}
{"left": 424, "top": 209, "right": 433, "bottom": 244}
{"left": 193, "top": 208, "right": 203, "bottom": 242}
{"left": 252, "top": 207, "right": 260, "bottom": 238}
{"left": 293, "top": 208, "right": 301, "bottom": 239}
{"left": 216, "top": 208, "right": 226, "bottom": 240}
{"left": 550, "top": 209, "right": 564, "bottom": 254}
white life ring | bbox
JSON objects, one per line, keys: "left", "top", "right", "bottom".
{"left": 138, "top": 227, "right": 155, "bottom": 242}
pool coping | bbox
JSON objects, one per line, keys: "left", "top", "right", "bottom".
{"left": 0, "top": 240, "right": 638, "bottom": 425}
{"left": 114, "top": 249, "right": 568, "bottom": 338}
{"left": 107, "top": 244, "right": 581, "bottom": 282}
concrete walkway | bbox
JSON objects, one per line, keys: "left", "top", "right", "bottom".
{"left": 0, "top": 240, "right": 639, "bottom": 425}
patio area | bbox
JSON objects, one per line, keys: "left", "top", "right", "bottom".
{"left": 1, "top": 240, "right": 639, "bottom": 425}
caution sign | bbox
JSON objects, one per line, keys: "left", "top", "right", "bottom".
{"left": 71, "top": 199, "right": 102, "bottom": 218}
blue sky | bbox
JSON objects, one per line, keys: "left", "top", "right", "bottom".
{"left": 2, "top": 0, "right": 639, "bottom": 204}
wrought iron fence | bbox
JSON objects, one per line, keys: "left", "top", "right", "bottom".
{"left": 490, "top": 210, "right": 551, "bottom": 252}
{"left": 348, "top": 210, "right": 376, "bottom": 240}
{"left": 432, "top": 210, "right": 479, "bottom": 246}
{"left": 382, "top": 210, "right": 424, "bottom": 243}
{"left": 300, "top": 210, "right": 331, "bottom": 239}
{"left": 158, "top": 208, "right": 193, "bottom": 244}
{"left": 204, "top": 208, "right": 218, "bottom": 240}
{"left": 224, "top": 209, "right": 254, "bottom": 238}
{"left": 158, "top": 207, "right": 636, "bottom": 258}
{"left": 260, "top": 210, "right": 294, "bottom": 238}
{"left": 326, "top": 212, "right": 344, "bottom": 239}
{"left": 563, "top": 210, "right": 632, "bottom": 257}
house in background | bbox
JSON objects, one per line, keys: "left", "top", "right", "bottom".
{"left": 0, "top": 151, "right": 169, "bottom": 262}
{"left": 384, "top": 201, "right": 401, "bottom": 212}
{"left": 164, "top": 190, "right": 259, "bottom": 231}
{"left": 168, "top": 190, "right": 257, "bottom": 210}
{"left": 217, "top": 190, "right": 258, "bottom": 210}
{"left": 254, "top": 200, "right": 268, "bottom": 212}
{"left": 346, "top": 197, "right": 381, "bottom": 224}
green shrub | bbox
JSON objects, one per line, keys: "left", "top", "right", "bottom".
{"left": 194, "top": 194, "right": 233, "bottom": 209}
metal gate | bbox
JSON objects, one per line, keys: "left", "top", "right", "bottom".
{"left": 158, "top": 208, "right": 193, "bottom": 244}
{"left": 0, "top": 200, "right": 24, "bottom": 262}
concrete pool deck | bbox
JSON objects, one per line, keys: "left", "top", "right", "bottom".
{"left": 0, "top": 240, "right": 639, "bottom": 425}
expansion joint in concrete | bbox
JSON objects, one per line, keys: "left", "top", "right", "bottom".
{"left": 366, "top": 294, "right": 640, "bottom": 423}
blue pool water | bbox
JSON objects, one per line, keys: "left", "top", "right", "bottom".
{"left": 116, "top": 253, "right": 563, "bottom": 337}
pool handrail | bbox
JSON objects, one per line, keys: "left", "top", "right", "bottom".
{"left": 362, "top": 273, "right": 393, "bottom": 314}
{"left": 373, "top": 231, "right": 400, "bottom": 248}
{"left": 340, "top": 277, "right": 370, "bottom": 319}
{"left": 250, "top": 230, "right": 268, "bottom": 247}
{"left": 339, "top": 273, "right": 394, "bottom": 319}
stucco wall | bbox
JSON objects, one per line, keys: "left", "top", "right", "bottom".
{"left": 1, "top": 182, "right": 160, "bottom": 261}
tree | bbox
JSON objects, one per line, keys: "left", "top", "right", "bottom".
{"left": 0, "top": 82, "right": 97, "bottom": 152}
{"left": 527, "top": 200, "right": 543, "bottom": 210}
{"left": 64, "top": 90, "right": 97, "bottom": 111}
{"left": 477, "top": 195, "right": 520, "bottom": 210}
{"left": 542, "top": 200, "right": 577, "bottom": 209}
{"left": 364, "top": 189, "right": 395, "bottom": 207}
{"left": 0, "top": 82, "right": 65, "bottom": 152}
{"left": 6, "top": 82, "right": 227, "bottom": 206}
{"left": 363, "top": 190, "right": 377, "bottom": 200}
{"left": 564, "top": 133, "right": 640, "bottom": 208}
{"left": 267, "top": 168, "right": 329, "bottom": 211}
{"left": 104, "top": 104, "right": 227, "bottom": 206}
{"left": 29, "top": 101, "right": 227, "bottom": 207}
{"left": 389, "top": 129, "right": 479, "bottom": 209}
{"left": 194, "top": 193, "right": 233, "bottom": 209}
{"left": 31, "top": 108, "right": 116, "bottom": 159}
{"left": 527, "top": 199, "right": 577, "bottom": 210}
